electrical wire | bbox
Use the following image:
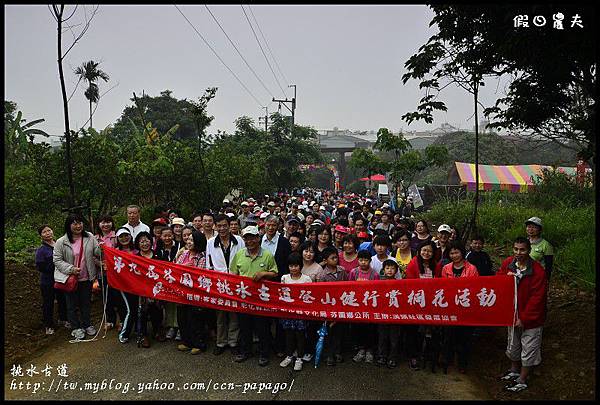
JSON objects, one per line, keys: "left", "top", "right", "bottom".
{"left": 247, "top": 5, "right": 290, "bottom": 94}
{"left": 174, "top": 4, "right": 264, "bottom": 108}
{"left": 240, "top": 5, "right": 287, "bottom": 98}
{"left": 204, "top": 5, "right": 275, "bottom": 100}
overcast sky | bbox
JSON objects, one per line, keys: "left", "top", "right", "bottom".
{"left": 5, "top": 4, "right": 509, "bottom": 138}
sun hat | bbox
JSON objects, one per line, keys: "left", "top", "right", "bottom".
{"left": 259, "top": 212, "right": 269, "bottom": 219}
{"left": 268, "top": 201, "right": 275, "bottom": 207}
{"left": 241, "top": 201, "right": 249, "bottom": 207}
{"left": 171, "top": 218, "right": 186, "bottom": 226}
{"left": 374, "top": 210, "right": 383, "bottom": 215}
{"left": 241, "top": 225, "right": 260, "bottom": 236}
{"left": 357, "top": 231, "right": 369, "bottom": 239}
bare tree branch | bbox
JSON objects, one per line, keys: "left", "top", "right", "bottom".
{"left": 62, "top": 5, "right": 99, "bottom": 59}
{"left": 48, "top": 5, "right": 59, "bottom": 22}
{"left": 67, "top": 75, "right": 83, "bottom": 103}
{"left": 63, "top": 5, "right": 79, "bottom": 22}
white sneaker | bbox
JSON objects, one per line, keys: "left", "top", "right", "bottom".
{"left": 45, "top": 327, "right": 55, "bottom": 335}
{"left": 71, "top": 328, "right": 85, "bottom": 340}
{"left": 64, "top": 321, "right": 71, "bottom": 329}
{"left": 279, "top": 356, "right": 294, "bottom": 367}
{"left": 165, "top": 328, "right": 176, "bottom": 339}
{"left": 118, "top": 335, "right": 129, "bottom": 344}
{"left": 293, "top": 358, "right": 303, "bottom": 371}
{"left": 365, "top": 351, "right": 374, "bottom": 363}
{"left": 85, "top": 326, "right": 97, "bottom": 336}
{"left": 302, "top": 353, "right": 313, "bottom": 362}
{"left": 174, "top": 329, "right": 182, "bottom": 341}
{"left": 353, "top": 349, "right": 366, "bottom": 363}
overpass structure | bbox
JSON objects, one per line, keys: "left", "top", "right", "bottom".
{"left": 316, "top": 133, "right": 373, "bottom": 188}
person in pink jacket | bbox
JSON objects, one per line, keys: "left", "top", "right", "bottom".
{"left": 440, "top": 241, "right": 479, "bottom": 374}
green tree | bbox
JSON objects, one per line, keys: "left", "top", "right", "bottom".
{"left": 189, "top": 87, "right": 218, "bottom": 204}
{"left": 348, "top": 148, "right": 386, "bottom": 191}
{"left": 4, "top": 104, "right": 50, "bottom": 161}
{"left": 74, "top": 60, "right": 110, "bottom": 129}
{"left": 402, "top": 4, "right": 596, "bottom": 168}
{"left": 113, "top": 90, "right": 199, "bottom": 141}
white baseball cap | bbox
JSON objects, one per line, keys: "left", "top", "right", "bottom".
{"left": 115, "top": 227, "right": 131, "bottom": 237}
{"left": 437, "top": 224, "right": 452, "bottom": 233}
{"left": 525, "top": 217, "right": 543, "bottom": 228}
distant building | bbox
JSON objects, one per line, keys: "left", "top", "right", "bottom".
{"left": 317, "top": 122, "right": 470, "bottom": 146}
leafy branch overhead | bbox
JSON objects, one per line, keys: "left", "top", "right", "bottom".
{"left": 402, "top": 4, "right": 596, "bottom": 165}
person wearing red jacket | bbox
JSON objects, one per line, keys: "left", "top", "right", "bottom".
{"left": 497, "top": 237, "right": 548, "bottom": 393}
{"left": 404, "top": 240, "right": 443, "bottom": 370}
{"left": 440, "top": 241, "right": 479, "bottom": 374}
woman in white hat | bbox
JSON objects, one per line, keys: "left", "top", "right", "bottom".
{"left": 170, "top": 217, "right": 186, "bottom": 251}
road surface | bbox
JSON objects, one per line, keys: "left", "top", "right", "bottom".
{"left": 5, "top": 328, "right": 489, "bottom": 400}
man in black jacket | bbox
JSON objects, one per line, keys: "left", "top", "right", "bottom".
{"left": 261, "top": 215, "right": 292, "bottom": 281}
{"left": 466, "top": 234, "right": 494, "bottom": 276}
{"left": 261, "top": 215, "right": 292, "bottom": 356}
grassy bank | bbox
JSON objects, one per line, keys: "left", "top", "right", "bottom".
{"left": 422, "top": 199, "right": 595, "bottom": 288}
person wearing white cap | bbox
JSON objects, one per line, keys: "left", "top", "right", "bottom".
{"left": 525, "top": 217, "right": 554, "bottom": 280}
{"left": 238, "top": 201, "right": 251, "bottom": 229}
{"left": 230, "top": 225, "right": 278, "bottom": 366}
{"left": 434, "top": 224, "right": 452, "bottom": 266}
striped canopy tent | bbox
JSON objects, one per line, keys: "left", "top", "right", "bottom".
{"left": 452, "top": 162, "right": 578, "bottom": 193}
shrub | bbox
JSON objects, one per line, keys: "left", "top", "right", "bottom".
{"left": 422, "top": 200, "right": 595, "bottom": 289}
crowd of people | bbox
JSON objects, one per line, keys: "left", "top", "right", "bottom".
{"left": 35, "top": 188, "right": 553, "bottom": 392}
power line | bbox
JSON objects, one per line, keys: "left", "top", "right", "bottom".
{"left": 240, "top": 5, "right": 287, "bottom": 98}
{"left": 247, "top": 5, "right": 290, "bottom": 94}
{"left": 174, "top": 4, "right": 264, "bottom": 108}
{"left": 204, "top": 5, "right": 275, "bottom": 100}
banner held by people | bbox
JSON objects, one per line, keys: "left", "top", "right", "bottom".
{"left": 103, "top": 246, "right": 515, "bottom": 326}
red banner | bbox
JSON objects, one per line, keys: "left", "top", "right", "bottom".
{"left": 103, "top": 246, "right": 516, "bottom": 326}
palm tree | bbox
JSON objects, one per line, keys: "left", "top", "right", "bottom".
{"left": 74, "top": 60, "right": 109, "bottom": 129}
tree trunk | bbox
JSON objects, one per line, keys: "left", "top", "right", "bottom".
{"left": 471, "top": 80, "right": 480, "bottom": 236}
{"left": 56, "top": 5, "right": 75, "bottom": 207}
{"left": 89, "top": 99, "right": 93, "bottom": 129}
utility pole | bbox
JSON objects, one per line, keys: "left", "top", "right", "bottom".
{"left": 258, "top": 106, "right": 268, "bottom": 133}
{"left": 272, "top": 84, "right": 296, "bottom": 135}
{"left": 289, "top": 84, "right": 296, "bottom": 129}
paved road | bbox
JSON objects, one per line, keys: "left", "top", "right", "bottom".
{"left": 5, "top": 328, "right": 489, "bottom": 400}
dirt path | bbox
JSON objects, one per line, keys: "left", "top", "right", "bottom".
{"left": 5, "top": 262, "right": 594, "bottom": 400}
{"left": 4, "top": 325, "right": 488, "bottom": 400}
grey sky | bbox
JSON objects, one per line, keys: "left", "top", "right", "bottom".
{"left": 5, "top": 5, "right": 508, "bottom": 137}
